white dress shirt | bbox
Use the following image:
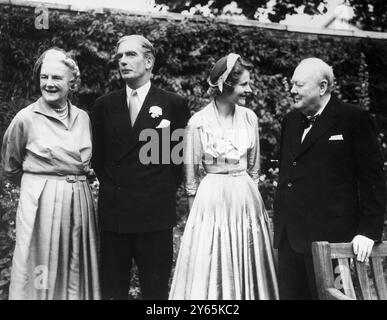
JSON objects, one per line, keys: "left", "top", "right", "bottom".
{"left": 126, "top": 80, "right": 151, "bottom": 112}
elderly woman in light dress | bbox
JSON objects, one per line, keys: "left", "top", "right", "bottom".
{"left": 1, "top": 48, "right": 100, "bottom": 300}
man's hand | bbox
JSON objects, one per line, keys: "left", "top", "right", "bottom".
{"left": 351, "top": 235, "right": 374, "bottom": 262}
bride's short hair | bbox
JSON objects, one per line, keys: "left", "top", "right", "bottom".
{"left": 208, "top": 55, "right": 253, "bottom": 96}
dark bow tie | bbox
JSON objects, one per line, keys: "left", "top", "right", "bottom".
{"left": 302, "top": 114, "right": 319, "bottom": 129}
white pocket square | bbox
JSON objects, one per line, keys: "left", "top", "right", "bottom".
{"left": 329, "top": 134, "right": 344, "bottom": 141}
{"left": 156, "top": 119, "right": 170, "bottom": 129}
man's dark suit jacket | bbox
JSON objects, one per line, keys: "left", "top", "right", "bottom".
{"left": 274, "top": 95, "right": 385, "bottom": 253}
{"left": 91, "top": 84, "right": 190, "bottom": 233}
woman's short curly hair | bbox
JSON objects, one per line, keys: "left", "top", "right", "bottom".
{"left": 33, "top": 47, "right": 81, "bottom": 91}
{"left": 224, "top": 58, "right": 253, "bottom": 90}
{"left": 208, "top": 55, "right": 253, "bottom": 96}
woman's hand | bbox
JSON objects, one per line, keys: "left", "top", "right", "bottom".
{"left": 187, "top": 196, "right": 195, "bottom": 212}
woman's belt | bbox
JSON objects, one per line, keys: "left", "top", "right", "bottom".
{"left": 206, "top": 170, "right": 247, "bottom": 177}
{"left": 24, "top": 172, "right": 87, "bottom": 183}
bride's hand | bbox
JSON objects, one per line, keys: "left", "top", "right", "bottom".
{"left": 188, "top": 196, "right": 195, "bottom": 212}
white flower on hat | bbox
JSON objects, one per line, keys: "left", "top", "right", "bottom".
{"left": 149, "top": 106, "right": 162, "bottom": 118}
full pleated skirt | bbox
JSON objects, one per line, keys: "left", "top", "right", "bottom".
{"left": 8, "top": 173, "right": 101, "bottom": 300}
{"left": 169, "top": 173, "right": 279, "bottom": 300}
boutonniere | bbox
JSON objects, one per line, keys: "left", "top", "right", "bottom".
{"left": 149, "top": 106, "right": 162, "bottom": 118}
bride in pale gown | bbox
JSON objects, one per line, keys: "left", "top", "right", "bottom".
{"left": 169, "top": 53, "right": 279, "bottom": 300}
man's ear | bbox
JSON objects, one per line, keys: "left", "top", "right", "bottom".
{"left": 145, "top": 55, "right": 154, "bottom": 71}
{"left": 319, "top": 80, "right": 328, "bottom": 95}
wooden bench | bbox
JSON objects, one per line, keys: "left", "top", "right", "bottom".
{"left": 312, "top": 241, "right": 387, "bottom": 300}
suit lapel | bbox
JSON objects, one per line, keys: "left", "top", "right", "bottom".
{"left": 294, "top": 96, "right": 340, "bottom": 159}
{"left": 105, "top": 89, "right": 133, "bottom": 145}
{"left": 286, "top": 112, "right": 305, "bottom": 159}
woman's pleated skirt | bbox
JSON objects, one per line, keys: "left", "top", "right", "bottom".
{"left": 8, "top": 173, "right": 101, "bottom": 300}
{"left": 169, "top": 173, "right": 279, "bottom": 300}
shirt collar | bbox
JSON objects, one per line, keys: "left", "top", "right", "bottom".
{"left": 33, "top": 97, "right": 80, "bottom": 128}
{"left": 312, "top": 94, "right": 331, "bottom": 118}
{"left": 126, "top": 80, "right": 151, "bottom": 106}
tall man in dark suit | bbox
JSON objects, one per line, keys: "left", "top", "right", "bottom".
{"left": 273, "top": 57, "right": 385, "bottom": 300}
{"left": 91, "top": 35, "right": 190, "bottom": 299}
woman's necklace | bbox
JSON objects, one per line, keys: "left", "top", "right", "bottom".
{"left": 53, "top": 104, "right": 69, "bottom": 121}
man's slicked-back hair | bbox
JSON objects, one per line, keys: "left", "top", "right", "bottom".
{"left": 116, "top": 35, "right": 155, "bottom": 68}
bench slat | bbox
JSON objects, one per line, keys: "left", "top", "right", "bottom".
{"left": 313, "top": 241, "right": 387, "bottom": 300}
{"left": 330, "top": 243, "right": 387, "bottom": 259}
{"left": 312, "top": 242, "right": 336, "bottom": 300}
{"left": 355, "top": 261, "right": 372, "bottom": 300}
{"left": 337, "top": 258, "right": 356, "bottom": 299}
{"left": 370, "top": 257, "right": 387, "bottom": 300}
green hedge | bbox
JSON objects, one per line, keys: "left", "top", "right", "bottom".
{"left": 0, "top": 4, "right": 387, "bottom": 299}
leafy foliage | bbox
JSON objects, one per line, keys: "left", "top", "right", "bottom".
{"left": 0, "top": 4, "right": 387, "bottom": 299}
{"left": 156, "top": 0, "right": 387, "bottom": 31}
{"left": 0, "top": 183, "right": 18, "bottom": 299}
{"left": 349, "top": 0, "right": 387, "bottom": 32}
{"left": 155, "top": 0, "right": 329, "bottom": 21}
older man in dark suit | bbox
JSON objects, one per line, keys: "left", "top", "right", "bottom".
{"left": 273, "top": 57, "right": 385, "bottom": 300}
{"left": 91, "top": 35, "right": 190, "bottom": 300}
